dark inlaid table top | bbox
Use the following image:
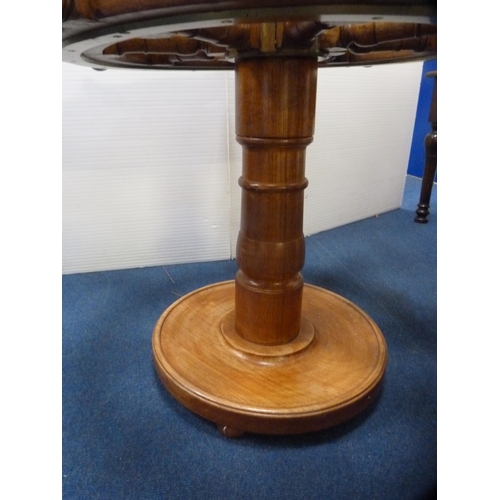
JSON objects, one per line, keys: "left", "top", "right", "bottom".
{"left": 62, "top": 0, "right": 436, "bottom": 70}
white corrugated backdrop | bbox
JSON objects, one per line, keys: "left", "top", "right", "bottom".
{"left": 62, "top": 61, "right": 422, "bottom": 274}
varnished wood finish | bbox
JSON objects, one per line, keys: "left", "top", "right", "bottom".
{"left": 152, "top": 282, "right": 387, "bottom": 435}
{"left": 62, "top": 1, "right": 436, "bottom": 70}
{"left": 63, "top": 0, "right": 436, "bottom": 20}
{"left": 415, "top": 70, "right": 437, "bottom": 223}
{"left": 63, "top": 0, "right": 436, "bottom": 436}
{"left": 87, "top": 21, "right": 436, "bottom": 68}
{"left": 235, "top": 56, "right": 316, "bottom": 345}
{"left": 151, "top": 53, "right": 387, "bottom": 436}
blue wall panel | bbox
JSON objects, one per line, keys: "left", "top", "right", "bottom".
{"left": 407, "top": 59, "right": 437, "bottom": 178}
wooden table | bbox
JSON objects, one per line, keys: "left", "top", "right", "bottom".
{"left": 63, "top": 0, "right": 437, "bottom": 437}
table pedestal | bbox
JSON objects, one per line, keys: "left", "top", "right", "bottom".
{"left": 152, "top": 55, "right": 387, "bottom": 436}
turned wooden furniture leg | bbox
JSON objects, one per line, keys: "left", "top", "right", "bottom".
{"left": 152, "top": 54, "right": 387, "bottom": 437}
{"left": 234, "top": 56, "right": 315, "bottom": 346}
{"left": 415, "top": 71, "right": 437, "bottom": 223}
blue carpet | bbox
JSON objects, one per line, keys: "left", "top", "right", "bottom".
{"left": 62, "top": 176, "right": 436, "bottom": 500}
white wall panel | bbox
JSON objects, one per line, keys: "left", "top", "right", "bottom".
{"left": 62, "top": 64, "right": 230, "bottom": 274}
{"left": 63, "top": 60, "right": 422, "bottom": 274}
{"left": 304, "top": 62, "right": 422, "bottom": 235}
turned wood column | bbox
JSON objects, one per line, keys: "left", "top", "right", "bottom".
{"left": 153, "top": 52, "right": 387, "bottom": 436}
{"left": 415, "top": 71, "right": 437, "bottom": 223}
{"left": 234, "top": 56, "right": 317, "bottom": 346}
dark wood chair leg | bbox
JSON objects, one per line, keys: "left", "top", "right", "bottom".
{"left": 415, "top": 71, "right": 437, "bottom": 223}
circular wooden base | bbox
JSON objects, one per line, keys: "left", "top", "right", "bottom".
{"left": 152, "top": 281, "right": 387, "bottom": 436}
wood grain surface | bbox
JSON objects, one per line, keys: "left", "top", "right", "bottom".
{"left": 60, "top": 1, "right": 433, "bottom": 435}
{"left": 62, "top": 1, "right": 436, "bottom": 70}
{"left": 234, "top": 56, "right": 316, "bottom": 345}
{"left": 146, "top": 51, "right": 390, "bottom": 436}
{"left": 153, "top": 282, "right": 387, "bottom": 435}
